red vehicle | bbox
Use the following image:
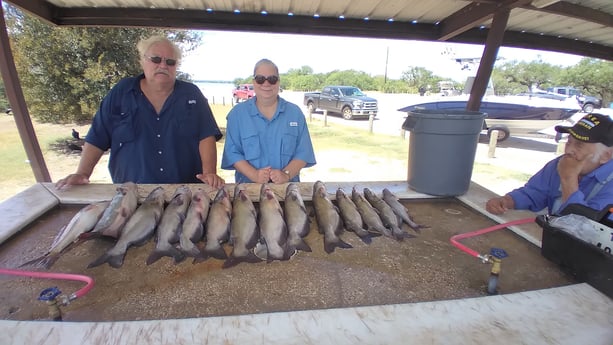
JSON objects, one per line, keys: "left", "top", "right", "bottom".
{"left": 232, "top": 84, "right": 255, "bottom": 103}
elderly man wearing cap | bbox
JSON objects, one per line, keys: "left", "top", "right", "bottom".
{"left": 486, "top": 113, "right": 613, "bottom": 217}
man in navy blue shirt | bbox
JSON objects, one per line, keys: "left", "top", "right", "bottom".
{"left": 56, "top": 35, "right": 224, "bottom": 189}
{"left": 486, "top": 113, "right": 613, "bottom": 217}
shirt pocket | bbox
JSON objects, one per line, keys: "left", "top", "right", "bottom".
{"left": 281, "top": 132, "right": 298, "bottom": 157}
{"left": 176, "top": 108, "right": 199, "bottom": 139}
{"left": 242, "top": 134, "right": 261, "bottom": 161}
{"left": 111, "top": 112, "right": 135, "bottom": 152}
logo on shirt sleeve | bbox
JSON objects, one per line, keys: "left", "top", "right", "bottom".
{"left": 289, "top": 121, "right": 298, "bottom": 127}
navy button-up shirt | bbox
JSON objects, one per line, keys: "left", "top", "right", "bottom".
{"left": 85, "top": 74, "right": 222, "bottom": 184}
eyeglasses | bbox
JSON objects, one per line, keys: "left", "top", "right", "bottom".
{"left": 144, "top": 55, "right": 177, "bottom": 66}
{"left": 254, "top": 75, "right": 279, "bottom": 85}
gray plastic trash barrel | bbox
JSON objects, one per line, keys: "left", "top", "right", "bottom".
{"left": 402, "top": 109, "right": 487, "bottom": 196}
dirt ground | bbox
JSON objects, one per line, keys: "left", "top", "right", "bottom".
{"left": 0, "top": 198, "right": 573, "bottom": 322}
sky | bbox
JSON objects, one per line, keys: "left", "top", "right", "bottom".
{"left": 180, "top": 30, "right": 585, "bottom": 83}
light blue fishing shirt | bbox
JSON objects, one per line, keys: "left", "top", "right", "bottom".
{"left": 221, "top": 96, "right": 316, "bottom": 183}
{"left": 508, "top": 156, "right": 613, "bottom": 219}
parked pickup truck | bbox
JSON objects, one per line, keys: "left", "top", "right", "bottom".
{"left": 232, "top": 84, "right": 255, "bottom": 103}
{"left": 546, "top": 86, "right": 602, "bottom": 113}
{"left": 304, "top": 85, "right": 378, "bottom": 120}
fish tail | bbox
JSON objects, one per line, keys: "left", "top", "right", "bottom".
{"left": 352, "top": 227, "right": 378, "bottom": 244}
{"left": 222, "top": 252, "right": 261, "bottom": 269}
{"left": 291, "top": 238, "right": 312, "bottom": 253}
{"left": 19, "top": 253, "right": 56, "bottom": 269}
{"left": 369, "top": 226, "right": 394, "bottom": 239}
{"left": 146, "top": 247, "right": 185, "bottom": 266}
{"left": 324, "top": 236, "right": 353, "bottom": 254}
{"left": 87, "top": 252, "right": 125, "bottom": 269}
{"left": 410, "top": 224, "right": 430, "bottom": 233}
{"left": 358, "top": 233, "right": 373, "bottom": 245}
{"left": 192, "top": 253, "right": 209, "bottom": 264}
{"left": 392, "top": 227, "right": 416, "bottom": 241}
{"left": 203, "top": 245, "right": 228, "bottom": 260}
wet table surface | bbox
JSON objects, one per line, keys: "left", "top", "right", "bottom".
{"left": 0, "top": 181, "right": 610, "bottom": 344}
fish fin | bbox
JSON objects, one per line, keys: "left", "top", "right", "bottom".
{"left": 78, "top": 231, "right": 102, "bottom": 241}
{"left": 358, "top": 234, "right": 373, "bottom": 245}
{"left": 324, "top": 236, "right": 353, "bottom": 254}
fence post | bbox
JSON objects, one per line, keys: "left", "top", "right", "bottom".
{"left": 368, "top": 114, "right": 374, "bottom": 133}
{"left": 323, "top": 110, "right": 328, "bottom": 127}
{"left": 488, "top": 130, "right": 498, "bottom": 158}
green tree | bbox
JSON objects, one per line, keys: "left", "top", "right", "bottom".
{"left": 400, "top": 66, "right": 440, "bottom": 93}
{"left": 560, "top": 58, "right": 613, "bottom": 105}
{"left": 0, "top": 79, "right": 9, "bottom": 112}
{"left": 324, "top": 70, "right": 375, "bottom": 90}
{"left": 493, "top": 60, "right": 561, "bottom": 93}
{"left": 5, "top": 5, "right": 200, "bottom": 124}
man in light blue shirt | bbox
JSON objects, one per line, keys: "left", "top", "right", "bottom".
{"left": 222, "top": 59, "right": 316, "bottom": 183}
{"left": 486, "top": 113, "right": 613, "bottom": 218}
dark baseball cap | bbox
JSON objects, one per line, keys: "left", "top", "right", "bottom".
{"left": 555, "top": 113, "right": 613, "bottom": 147}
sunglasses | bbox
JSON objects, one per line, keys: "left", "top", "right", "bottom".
{"left": 254, "top": 75, "right": 279, "bottom": 85}
{"left": 144, "top": 55, "right": 177, "bottom": 66}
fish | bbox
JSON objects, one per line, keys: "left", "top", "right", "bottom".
{"left": 146, "top": 185, "right": 192, "bottom": 265}
{"left": 194, "top": 187, "right": 232, "bottom": 263}
{"left": 20, "top": 200, "right": 110, "bottom": 269}
{"left": 364, "top": 187, "right": 415, "bottom": 241}
{"left": 312, "top": 181, "right": 352, "bottom": 254}
{"left": 351, "top": 187, "right": 394, "bottom": 239}
{"left": 382, "top": 188, "right": 428, "bottom": 233}
{"left": 179, "top": 187, "right": 211, "bottom": 258}
{"left": 88, "top": 186, "right": 166, "bottom": 269}
{"left": 222, "top": 184, "right": 261, "bottom": 268}
{"left": 258, "top": 184, "right": 291, "bottom": 262}
{"left": 335, "top": 187, "right": 377, "bottom": 244}
{"left": 284, "top": 183, "right": 311, "bottom": 253}
{"left": 88, "top": 182, "right": 139, "bottom": 239}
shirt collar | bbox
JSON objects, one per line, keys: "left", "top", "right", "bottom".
{"left": 130, "top": 73, "right": 146, "bottom": 92}
{"left": 591, "top": 159, "right": 613, "bottom": 182}
{"left": 247, "top": 96, "right": 286, "bottom": 119}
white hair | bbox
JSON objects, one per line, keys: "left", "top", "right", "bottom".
{"left": 136, "top": 35, "right": 182, "bottom": 60}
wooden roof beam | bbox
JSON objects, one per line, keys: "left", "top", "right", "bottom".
{"left": 438, "top": 0, "right": 533, "bottom": 41}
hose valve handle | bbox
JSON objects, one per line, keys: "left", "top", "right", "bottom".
{"left": 38, "top": 287, "right": 61, "bottom": 301}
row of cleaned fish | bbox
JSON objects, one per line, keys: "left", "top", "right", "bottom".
{"left": 21, "top": 181, "right": 426, "bottom": 270}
